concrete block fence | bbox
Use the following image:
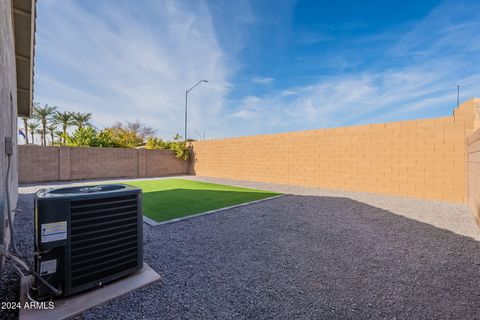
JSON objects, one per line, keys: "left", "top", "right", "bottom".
{"left": 19, "top": 145, "right": 188, "bottom": 183}
{"left": 18, "top": 99, "right": 480, "bottom": 224}
{"left": 190, "top": 99, "right": 480, "bottom": 206}
{"left": 467, "top": 127, "right": 480, "bottom": 224}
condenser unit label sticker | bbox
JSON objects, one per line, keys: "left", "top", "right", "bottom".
{"left": 41, "top": 221, "right": 67, "bottom": 243}
{"left": 40, "top": 259, "right": 57, "bottom": 275}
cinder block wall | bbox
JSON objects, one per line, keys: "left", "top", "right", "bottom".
{"left": 191, "top": 100, "right": 479, "bottom": 203}
{"left": 467, "top": 127, "right": 480, "bottom": 224}
{"left": 18, "top": 146, "right": 188, "bottom": 183}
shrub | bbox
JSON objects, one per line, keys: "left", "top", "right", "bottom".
{"left": 64, "top": 127, "right": 120, "bottom": 147}
{"left": 145, "top": 135, "right": 190, "bottom": 160}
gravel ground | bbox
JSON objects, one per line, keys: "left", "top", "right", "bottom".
{"left": 1, "top": 177, "right": 479, "bottom": 319}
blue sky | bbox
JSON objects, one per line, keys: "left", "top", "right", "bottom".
{"left": 33, "top": 0, "right": 480, "bottom": 139}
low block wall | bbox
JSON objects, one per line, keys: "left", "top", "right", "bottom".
{"left": 191, "top": 100, "right": 480, "bottom": 203}
{"left": 467, "top": 128, "right": 480, "bottom": 224}
{"left": 19, "top": 145, "right": 188, "bottom": 183}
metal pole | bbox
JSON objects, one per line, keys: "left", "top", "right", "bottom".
{"left": 184, "top": 90, "right": 188, "bottom": 142}
{"left": 184, "top": 80, "right": 207, "bottom": 142}
{"left": 457, "top": 84, "right": 460, "bottom": 107}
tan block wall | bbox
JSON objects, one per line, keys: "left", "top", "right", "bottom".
{"left": 19, "top": 145, "right": 60, "bottom": 182}
{"left": 69, "top": 147, "right": 139, "bottom": 180}
{"left": 467, "top": 128, "right": 480, "bottom": 224}
{"left": 191, "top": 100, "right": 480, "bottom": 203}
{"left": 19, "top": 145, "right": 188, "bottom": 183}
{"left": 145, "top": 149, "right": 188, "bottom": 177}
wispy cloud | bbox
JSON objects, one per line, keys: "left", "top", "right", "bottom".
{"left": 226, "top": 70, "right": 480, "bottom": 136}
{"left": 33, "top": 0, "right": 480, "bottom": 140}
{"left": 251, "top": 77, "right": 274, "bottom": 85}
{"left": 35, "top": 0, "right": 232, "bottom": 138}
{"left": 294, "top": 29, "right": 332, "bottom": 46}
{"left": 221, "top": 0, "right": 480, "bottom": 136}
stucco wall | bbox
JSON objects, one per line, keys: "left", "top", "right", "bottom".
{"left": 191, "top": 100, "right": 479, "bottom": 203}
{"left": 18, "top": 145, "right": 188, "bottom": 183}
{"left": 0, "top": 0, "right": 19, "bottom": 265}
{"left": 467, "top": 128, "right": 480, "bottom": 224}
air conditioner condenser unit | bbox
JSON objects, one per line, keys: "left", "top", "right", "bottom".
{"left": 34, "top": 184, "right": 143, "bottom": 299}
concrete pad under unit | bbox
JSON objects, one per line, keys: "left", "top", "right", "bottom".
{"left": 19, "top": 263, "right": 160, "bottom": 320}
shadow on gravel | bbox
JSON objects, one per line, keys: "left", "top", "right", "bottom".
{"left": 1, "top": 193, "right": 479, "bottom": 320}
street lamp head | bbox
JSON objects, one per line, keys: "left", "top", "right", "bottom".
{"left": 187, "top": 80, "right": 208, "bottom": 93}
{"left": 185, "top": 79, "right": 208, "bottom": 141}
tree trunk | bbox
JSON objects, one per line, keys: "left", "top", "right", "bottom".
{"left": 63, "top": 125, "right": 67, "bottom": 144}
{"left": 23, "top": 118, "right": 29, "bottom": 144}
{"left": 42, "top": 121, "right": 47, "bottom": 146}
{"left": 30, "top": 132, "right": 34, "bottom": 144}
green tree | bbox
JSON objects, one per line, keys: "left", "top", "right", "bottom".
{"left": 55, "top": 130, "right": 64, "bottom": 145}
{"left": 34, "top": 128, "right": 43, "bottom": 144}
{"left": 27, "top": 121, "right": 40, "bottom": 145}
{"left": 71, "top": 112, "right": 93, "bottom": 129}
{"left": 103, "top": 127, "right": 141, "bottom": 148}
{"left": 145, "top": 134, "right": 190, "bottom": 160}
{"left": 46, "top": 124, "right": 58, "bottom": 146}
{"left": 103, "top": 120, "right": 156, "bottom": 148}
{"left": 33, "top": 104, "right": 57, "bottom": 146}
{"left": 65, "top": 127, "right": 119, "bottom": 147}
{"left": 145, "top": 137, "right": 166, "bottom": 149}
{"left": 53, "top": 111, "right": 73, "bottom": 144}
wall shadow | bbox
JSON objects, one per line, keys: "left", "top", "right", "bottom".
{"left": 187, "top": 147, "right": 196, "bottom": 175}
{"left": 138, "top": 194, "right": 480, "bottom": 319}
{"left": 2, "top": 192, "right": 480, "bottom": 319}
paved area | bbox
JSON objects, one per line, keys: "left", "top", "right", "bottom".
{"left": 1, "top": 177, "right": 479, "bottom": 319}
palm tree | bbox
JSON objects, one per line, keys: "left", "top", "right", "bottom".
{"left": 55, "top": 130, "right": 64, "bottom": 144}
{"left": 27, "top": 121, "right": 40, "bottom": 144}
{"left": 33, "top": 104, "right": 57, "bottom": 145}
{"left": 71, "top": 112, "right": 92, "bottom": 130}
{"left": 22, "top": 117, "right": 29, "bottom": 144}
{"left": 53, "top": 111, "right": 73, "bottom": 144}
{"left": 35, "top": 128, "right": 44, "bottom": 144}
{"left": 46, "top": 124, "right": 58, "bottom": 145}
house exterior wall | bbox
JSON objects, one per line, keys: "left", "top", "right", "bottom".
{"left": 0, "top": 0, "right": 19, "bottom": 267}
{"left": 191, "top": 100, "right": 479, "bottom": 203}
{"left": 18, "top": 146, "right": 188, "bottom": 183}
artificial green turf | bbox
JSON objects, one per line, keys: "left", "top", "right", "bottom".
{"left": 122, "top": 178, "right": 280, "bottom": 222}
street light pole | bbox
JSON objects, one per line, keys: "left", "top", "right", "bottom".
{"left": 185, "top": 90, "right": 188, "bottom": 141}
{"left": 457, "top": 84, "right": 460, "bottom": 107}
{"left": 184, "top": 80, "right": 208, "bottom": 142}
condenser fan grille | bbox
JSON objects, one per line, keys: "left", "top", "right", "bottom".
{"left": 69, "top": 194, "right": 139, "bottom": 289}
